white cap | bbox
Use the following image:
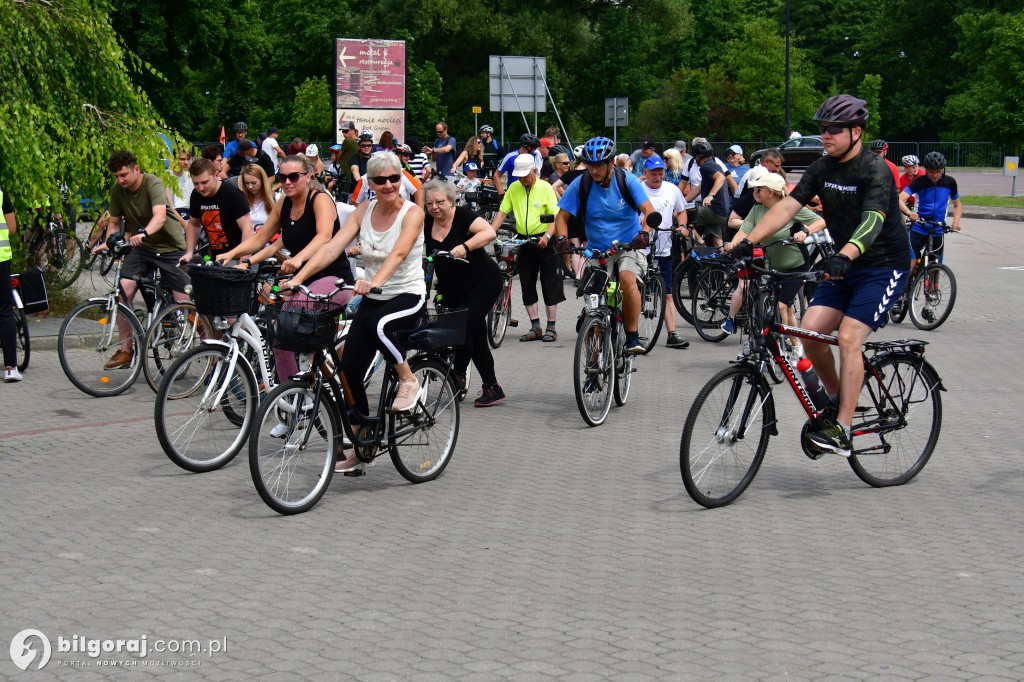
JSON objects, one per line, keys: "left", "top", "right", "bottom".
{"left": 748, "top": 171, "right": 787, "bottom": 195}
{"left": 512, "top": 153, "right": 536, "bottom": 178}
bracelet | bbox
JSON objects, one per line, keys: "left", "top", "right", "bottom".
{"left": 462, "top": 241, "right": 470, "bottom": 253}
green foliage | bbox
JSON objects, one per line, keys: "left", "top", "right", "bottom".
{"left": 857, "top": 74, "right": 883, "bottom": 141}
{"left": 291, "top": 77, "right": 332, "bottom": 141}
{"left": 0, "top": 0, "right": 182, "bottom": 214}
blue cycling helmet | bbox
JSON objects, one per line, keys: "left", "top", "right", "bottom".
{"left": 582, "top": 136, "right": 615, "bottom": 163}
{"left": 464, "top": 162, "right": 478, "bottom": 172}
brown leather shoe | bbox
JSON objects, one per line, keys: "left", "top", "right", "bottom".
{"left": 104, "top": 349, "right": 134, "bottom": 369}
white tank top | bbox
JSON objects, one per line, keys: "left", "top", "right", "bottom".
{"left": 360, "top": 200, "right": 425, "bottom": 299}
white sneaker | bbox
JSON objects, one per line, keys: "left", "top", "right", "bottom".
{"left": 270, "top": 414, "right": 306, "bottom": 438}
{"left": 4, "top": 367, "right": 22, "bottom": 383}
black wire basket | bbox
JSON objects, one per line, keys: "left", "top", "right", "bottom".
{"left": 187, "top": 264, "right": 258, "bottom": 316}
{"left": 265, "top": 299, "right": 347, "bottom": 353}
{"left": 398, "top": 308, "right": 468, "bottom": 350}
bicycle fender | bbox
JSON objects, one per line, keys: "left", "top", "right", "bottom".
{"left": 198, "top": 339, "right": 232, "bottom": 350}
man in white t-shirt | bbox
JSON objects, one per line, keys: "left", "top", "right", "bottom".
{"left": 261, "top": 127, "right": 285, "bottom": 174}
{"left": 641, "top": 156, "right": 690, "bottom": 349}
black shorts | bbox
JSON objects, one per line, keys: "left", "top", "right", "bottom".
{"left": 778, "top": 263, "right": 810, "bottom": 306}
{"left": 517, "top": 242, "right": 566, "bottom": 307}
{"left": 909, "top": 230, "right": 943, "bottom": 262}
{"left": 121, "top": 247, "right": 190, "bottom": 294}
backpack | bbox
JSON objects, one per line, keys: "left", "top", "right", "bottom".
{"left": 575, "top": 166, "right": 640, "bottom": 228}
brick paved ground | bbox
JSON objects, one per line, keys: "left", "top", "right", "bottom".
{"left": 1, "top": 218, "right": 1022, "bottom": 680}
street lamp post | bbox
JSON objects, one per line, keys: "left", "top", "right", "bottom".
{"left": 785, "top": 0, "right": 791, "bottom": 138}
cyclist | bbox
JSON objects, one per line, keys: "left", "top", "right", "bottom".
{"left": 899, "top": 151, "right": 962, "bottom": 275}
{"left": 898, "top": 154, "right": 925, "bottom": 207}
{"left": 1, "top": 183, "right": 22, "bottom": 381}
{"left": 478, "top": 125, "right": 503, "bottom": 170}
{"left": 688, "top": 141, "right": 731, "bottom": 247}
{"left": 554, "top": 136, "right": 659, "bottom": 354}
{"left": 349, "top": 131, "right": 375, "bottom": 183}
{"left": 182, "top": 158, "right": 254, "bottom": 263}
{"left": 732, "top": 94, "right": 911, "bottom": 457}
{"left": 494, "top": 134, "right": 542, "bottom": 196}
{"left": 869, "top": 139, "right": 900, "bottom": 185}
{"left": 223, "top": 121, "right": 248, "bottom": 160}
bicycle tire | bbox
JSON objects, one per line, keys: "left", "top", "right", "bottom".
{"left": 249, "top": 379, "right": 338, "bottom": 514}
{"left": 680, "top": 364, "right": 773, "bottom": 508}
{"left": 848, "top": 353, "right": 942, "bottom": 487}
{"left": 671, "top": 258, "right": 696, "bottom": 325}
{"left": 638, "top": 274, "right": 665, "bottom": 354}
{"left": 573, "top": 316, "right": 613, "bottom": 426}
{"left": 58, "top": 299, "right": 144, "bottom": 396}
{"left": 908, "top": 264, "right": 956, "bottom": 331}
{"left": 613, "top": 319, "right": 632, "bottom": 406}
{"left": 487, "top": 280, "right": 512, "bottom": 349}
{"left": 14, "top": 307, "right": 30, "bottom": 372}
{"left": 142, "top": 303, "right": 213, "bottom": 392}
{"left": 389, "top": 357, "right": 460, "bottom": 483}
{"left": 154, "top": 344, "right": 258, "bottom": 472}
{"left": 691, "top": 266, "right": 733, "bottom": 343}
{"left": 42, "top": 230, "right": 85, "bottom": 290}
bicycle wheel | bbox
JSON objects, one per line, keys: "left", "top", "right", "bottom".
{"left": 638, "top": 274, "right": 665, "bottom": 354}
{"left": 848, "top": 353, "right": 942, "bottom": 487}
{"left": 573, "top": 316, "right": 613, "bottom": 426}
{"left": 143, "top": 303, "right": 213, "bottom": 392}
{"left": 389, "top": 358, "right": 460, "bottom": 483}
{"left": 154, "top": 345, "right": 258, "bottom": 472}
{"left": 908, "top": 264, "right": 956, "bottom": 331}
{"left": 691, "top": 266, "right": 732, "bottom": 343}
{"left": 250, "top": 379, "right": 338, "bottom": 514}
{"left": 613, "top": 320, "right": 632, "bottom": 406}
{"left": 671, "top": 258, "right": 695, "bottom": 325}
{"left": 58, "top": 299, "right": 144, "bottom": 396}
{"left": 14, "top": 307, "right": 30, "bottom": 371}
{"left": 40, "top": 230, "right": 85, "bottom": 290}
{"left": 680, "top": 364, "right": 773, "bottom": 508}
{"left": 487, "top": 280, "right": 512, "bottom": 349}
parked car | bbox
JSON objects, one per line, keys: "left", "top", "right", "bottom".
{"left": 748, "top": 135, "right": 826, "bottom": 171}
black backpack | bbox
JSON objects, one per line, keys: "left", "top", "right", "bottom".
{"left": 574, "top": 166, "right": 641, "bottom": 228}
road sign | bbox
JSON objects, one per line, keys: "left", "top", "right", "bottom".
{"left": 472, "top": 106, "right": 482, "bottom": 114}
{"left": 1004, "top": 157, "right": 1019, "bottom": 176}
{"left": 335, "top": 39, "right": 406, "bottom": 109}
{"left": 604, "top": 98, "right": 628, "bottom": 127}
{"left": 489, "top": 56, "right": 547, "bottom": 113}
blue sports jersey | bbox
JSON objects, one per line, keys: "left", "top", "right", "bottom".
{"left": 559, "top": 170, "right": 649, "bottom": 251}
{"left": 904, "top": 173, "right": 958, "bottom": 233}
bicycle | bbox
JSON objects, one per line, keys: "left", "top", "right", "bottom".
{"left": 7, "top": 272, "right": 34, "bottom": 372}
{"left": 248, "top": 290, "right": 463, "bottom": 515}
{"left": 887, "top": 219, "right": 957, "bottom": 331}
{"left": 486, "top": 236, "right": 532, "bottom": 348}
{"left": 26, "top": 203, "right": 84, "bottom": 290}
{"left": 679, "top": 251, "right": 944, "bottom": 508}
{"left": 424, "top": 249, "right": 474, "bottom": 400}
{"left": 635, "top": 224, "right": 671, "bottom": 354}
{"left": 57, "top": 234, "right": 210, "bottom": 396}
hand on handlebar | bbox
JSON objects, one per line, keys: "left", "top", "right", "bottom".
{"left": 630, "top": 231, "right": 650, "bottom": 250}
{"left": 128, "top": 231, "right": 148, "bottom": 248}
{"left": 823, "top": 253, "right": 852, "bottom": 280}
{"left": 280, "top": 256, "right": 303, "bottom": 275}
{"left": 353, "top": 278, "right": 377, "bottom": 296}
{"left": 554, "top": 235, "right": 570, "bottom": 254}
{"left": 731, "top": 239, "right": 754, "bottom": 260}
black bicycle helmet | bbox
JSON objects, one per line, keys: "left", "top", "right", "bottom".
{"left": 812, "top": 94, "right": 869, "bottom": 128}
{"left": 922, "top": 151, "right": 946, "bottom": 170}
{"left": 581, "top": 136, "right": 615, "bottom": 163}
{"left": 519, "top": 133, "right": 540, "bottom": 150}
{"left": 234, "top": 121, "right": 248, "bottom": 132}
{"left": 870, "top": 139, "right": 887, "bottom": 150}
{"left": 691, "top": 141, "right": 714, "bottom": 159}
{"left": 358, "top": 131, "right": 374, "bottom": 143}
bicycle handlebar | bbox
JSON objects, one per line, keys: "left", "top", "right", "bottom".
{"left": 273, "top": 281, "right": 382, "bottom": 300}
{"left": 912, "top": 218, "right": 956, "bottom": 234}
{"left": 426, "top": 249, "right": 469, "bottom": 264}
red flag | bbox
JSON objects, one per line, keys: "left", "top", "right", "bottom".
{"left": 219, "top": 126, "right": 226, "bottom": 145}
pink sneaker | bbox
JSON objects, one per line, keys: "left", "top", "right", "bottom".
{"left": 389, "top": 376, "right": 421, "bottom": 413}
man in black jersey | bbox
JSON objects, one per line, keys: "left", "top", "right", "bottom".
{"left": 733, "top": 95, "right": 912, "bottom": 457}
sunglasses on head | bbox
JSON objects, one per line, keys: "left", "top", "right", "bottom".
{"left": 819, "top": 124, "right": 850, "bottom": 135}
{"left": 275, "top": 171, "right": 305, "bottom": 184}
{"left": 370, "top": 174, "right": 402, "bottom": 185}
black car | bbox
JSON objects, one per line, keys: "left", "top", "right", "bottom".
{"left": 748, "top": 135, "right": 826, "bottom": 171}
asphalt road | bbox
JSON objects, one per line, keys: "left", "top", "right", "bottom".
{"left": 1, "top": 217, "right": 1023, "bottom": 680}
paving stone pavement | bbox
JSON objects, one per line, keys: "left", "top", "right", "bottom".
{"left": 2, "top": 218, "right": 1023, "bottom": 680}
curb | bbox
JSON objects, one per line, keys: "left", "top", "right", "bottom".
{"left": 962, "top": 209, "right": 1024, "bottom": 223}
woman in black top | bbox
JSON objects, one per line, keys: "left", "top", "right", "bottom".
{"left": 421, "top": 179, "right": 505, "bottom": 407}
{"left": 218, "top": 155, "right": 354, "bottom": 381}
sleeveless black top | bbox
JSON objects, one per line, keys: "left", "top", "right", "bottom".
{"left": 280, "top": 189, "right": 354, "bottom": 283}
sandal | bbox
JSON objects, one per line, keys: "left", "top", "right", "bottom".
{"left": 519, "top": 327, "right": 543, "bottom": 342}
{"left": 542, "top": 329, "right": 557, "bottom": 342}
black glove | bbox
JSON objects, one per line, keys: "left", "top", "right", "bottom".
{"left": 731, "top": 239, "right": 754, "bottom": 260}
{"left": 825, "top": 253, "right": 852, "bottom": 278}
{"left": 554, "top": 235, "right": 570, "bottom": 254}
{"left": 630, "top": 231, "right": 651, "bottom": 250}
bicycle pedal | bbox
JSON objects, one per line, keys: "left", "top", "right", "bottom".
{"left": 342, "top": 466, "right": 366, "bottom": 477}
{"left": 509, "top": 319, "right": 519, "bottom": 327}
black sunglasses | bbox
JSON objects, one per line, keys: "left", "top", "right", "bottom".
{"left": 275, "top": 171, "right": 305, "bottom": 184}
{"left": 370, "top": 174, "right": 402, "bottom": 185}
{"left": 819, "top": 124, "right": 850, "bottom": 135}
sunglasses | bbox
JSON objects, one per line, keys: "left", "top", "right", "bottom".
{"left": 359, "top": 143, "right": 373, "bottom": 148}
{"left": 370, "top": 174, "right": 402, "bottom": 185}
{"left": 819, "top": 124, "right": 850, "bottom": 135}
{"left": 275, "top": 172, "right": 306, "bottom": 184}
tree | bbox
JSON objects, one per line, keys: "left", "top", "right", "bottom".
{"left": 291, "top": 77, "right": 332, "bottom": 141}
{"left": 0, "top": 0, "right": 182, "bottom": 212}
{"left": 857, "top": 74, "right": 882, "bottom": 142}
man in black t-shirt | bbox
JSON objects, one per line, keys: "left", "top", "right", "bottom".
{"left": 690, "top": 141, "right": 730, "bottom": 246}
{"left": 184, "top": 158, "right": 254, "bottom": 261}
{"left": 735, "top": 94, "right": 912, "bottom": 458}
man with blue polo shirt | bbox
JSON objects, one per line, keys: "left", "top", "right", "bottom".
{"left": 554, "top": 136, "right": 658, "bottom": 354}
{"left": 898, "top": 150, "right": 962, "bottom": 275}
{"left": 494, "top": 133, "right": 543, "bottom": 196}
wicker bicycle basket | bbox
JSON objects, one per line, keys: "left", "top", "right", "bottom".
{"left": 186, "top": 264, "right": 258, "bottom": 316}
{"left": 398, "top": 308, "right": 468, "bottom": 351}
{"left": 265, "top": 299, "right": 347, "bottom": 353}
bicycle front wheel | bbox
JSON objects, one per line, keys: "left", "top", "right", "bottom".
{"left": 908, "top": 264, "right": 956, "bottom": 331}
{"left": 680, "top": 365, "right": 773, "bottom": 508}
{"left": 691, "top": 266, "right": 732, "bottom": 343}
{"left": 58, "top": 300, "right": 144, "bottom": 396}
{"left": 573, "top": 316, "right": 613, "bottom": 426}
{"left": 250, "top": 379, "right": 338, "bottom": 514}
{"left": 41, "top": 230, "right": 85, "bottom": 290}
{"left": 638, "top": 274, "right": 665, "bottom": 354}
{"left": 487, "top": 280, "right": 512, "bottom": 349}
{"left": 143, "top": 303, "right": 213, "bottom": 392}
{"left": 671, "top": 258, "right": 695, "bottom": 325}
{"left": 14, "top": 307, "right": 30, "bottom": 371}
{"left": 389, "top": 358, "right": 460, "bottom": 483}
{"left": 154, "top": 345, "right": 258, "bottom": 472}
{"left": 849, "top": 353, "right": 942, "bottom": 487}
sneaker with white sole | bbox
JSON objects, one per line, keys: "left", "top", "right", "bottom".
{"left": 807, "top": 418, "right": 852, "bottom": 457}
{"left": 270, "top": 414, "right": 307, "bottom": 438}
{"left": 390, "top": 376, "right": 421, "bottom": 413}
{"left": 4, "top": 367, "right": 23, "bottom": 382}
{"left": 721, "top": 317, "right": 735, "bottom": 334}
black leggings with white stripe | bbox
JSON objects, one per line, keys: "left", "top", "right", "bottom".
{"left": 339, "top": 293, "right": 425, "bottom": 416}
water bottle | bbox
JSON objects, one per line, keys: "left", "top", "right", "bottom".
{"left": 796, "top": 358, "right": 829, "bottom": 409}
{"left": 606, "top": 281, "right": 619, "bottom": 307}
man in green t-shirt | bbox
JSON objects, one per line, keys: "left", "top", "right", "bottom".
{"left": 103, "top": 150, "right": 190, "bottom": 369}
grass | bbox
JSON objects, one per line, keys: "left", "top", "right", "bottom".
{"left": 959, "top": 195, "right": 1024, "bottom": 209}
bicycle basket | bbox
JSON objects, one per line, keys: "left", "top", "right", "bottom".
{"left": 398, "top": 308, "right": 468, "bottom": 350}
{"left": 265, "top": 299, "right": 346, "bottom": 353}
{"left": 576, "top": 265, "right": 609, "bottom": 298}
{"left": 187, "top": 264, "right": 258, "bottom": 316}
